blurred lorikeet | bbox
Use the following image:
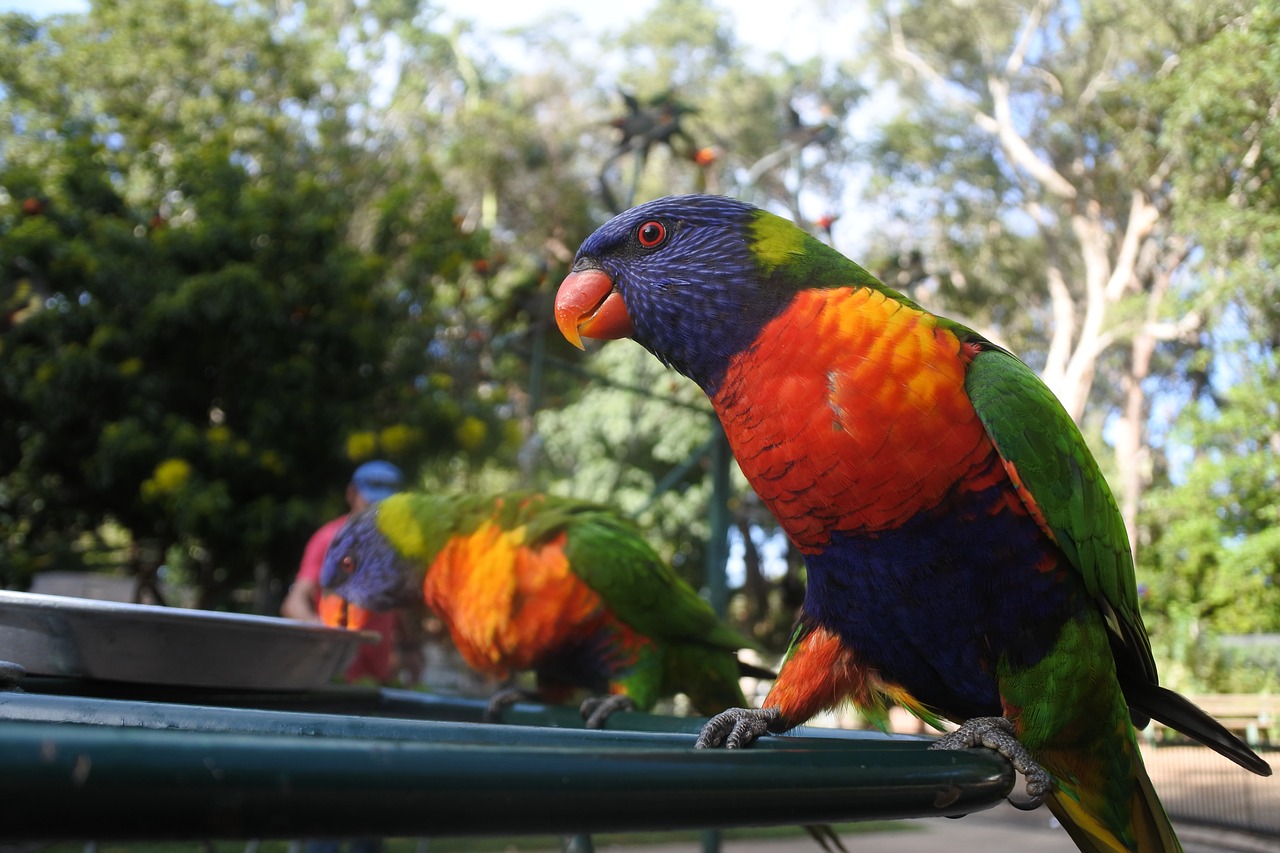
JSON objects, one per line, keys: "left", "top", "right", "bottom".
{"left": 553, "top": 194, "right": 1271, "bottom": 852}
{"left": 319, "top": 490, "right": 762, "bottom": 726}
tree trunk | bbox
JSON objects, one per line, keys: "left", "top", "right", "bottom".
{"left": 1044, "top": 194, "right": 1160, "bottom": 421}
{"left": 1115, "top": 331, "right": 1154, "bottom": 560}
{"left": 1113, "top": 243, "right": 1195, "bottom": 561}
{"left": 251, "top": 560, "right": 278, "bottom": 616}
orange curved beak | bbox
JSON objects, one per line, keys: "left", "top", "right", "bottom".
{"left": 319, "top": 593, "right": 375, "bottom": 631}
{"left": 554, "top": 268, "right": 633, "bottom": 350}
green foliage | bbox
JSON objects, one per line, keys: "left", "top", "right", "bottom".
{"left": 535, "top": 344, "right": 722, "bottom": 582}
{"left": 613, "top": 0, "right": 737, "bottom": 90}
{"left": 0, "top": 1, "right": 485, "bottom": 606}
{"left": 602, "top": 0, "right": 864, "bottom": 214}
{"left": 1128, "top": 0, "right": 1280, "bottom": 689}
{"left": 1, "top": 142, "right": 376, "bottom": 602}
{"left": 1139, "top": 307, "right": 1280, "bottom": 690}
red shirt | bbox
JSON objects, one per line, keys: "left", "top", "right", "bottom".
{"left": 297, "top": 515, "right": 398, "bottom": 684}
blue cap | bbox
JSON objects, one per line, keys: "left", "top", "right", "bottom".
{"left": 350, "top": 460, "right": 405, "bottom": 504}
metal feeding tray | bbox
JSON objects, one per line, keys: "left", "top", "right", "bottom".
{"left": 0, "top": 590, "right": 375, "bottom": 690}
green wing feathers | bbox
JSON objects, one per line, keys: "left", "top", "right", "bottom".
{"left": 964, "top": 347, "right": 1156, "bottom": 685}
{"left": 967, "top": 346, "right": 1273, "bottom": 786}
{"left": 560, "top": 501, "right": 758, "bottom": 654}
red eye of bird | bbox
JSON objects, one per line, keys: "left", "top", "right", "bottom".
{"left": 637, "top": 220, "right": 666, "bottom": 248}
{"left": 340, "top": 555, "right": 355, "bottom": 575}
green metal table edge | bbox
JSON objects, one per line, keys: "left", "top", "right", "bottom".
{"left": 0, "top": 683, "right": 1015, "bottom": 841}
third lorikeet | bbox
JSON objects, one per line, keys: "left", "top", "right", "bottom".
{"left": 553, "top": 193, "right": 1271, "bottom": 852}
{"left": 319, "top": 490, "right": 762, "bottom": 726}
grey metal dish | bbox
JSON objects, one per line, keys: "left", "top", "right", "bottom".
{"left": 0, "top": 590, "right": 376, "bottom": 690}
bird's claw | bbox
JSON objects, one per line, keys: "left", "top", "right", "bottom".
{"left": 696, "top": 706, "right": 783, "bottom": 749}
{"left": 482, "top": 686, "right": 537, "bottom": 723}
{"left": 929, "top": 716, "right": 1052, "bottom": 808}
{"left": 580, "top": 694, "right": 635, "bottom": 729}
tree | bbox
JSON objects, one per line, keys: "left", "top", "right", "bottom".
{"left": 0, "top": 1, "right": 483, "bottom": 607}
{"left": 604, "top": 0, "right": 865, "bottom": 219}
{"left": 859, "top": 0, "right": 1234, "bottom": 558}
{"left": 1135, "top": 0, "right": 1280, "bottom": 689}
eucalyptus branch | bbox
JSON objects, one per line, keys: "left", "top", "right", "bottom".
{"left": 1077, "top": 41, "right": 1119, "bottom": 110}
{"left": 1229, "top": 90, "right": 1280, "bottom": 207}
{"left": 1027, "top": 65, "right": 1064, "bottom": 98}
{"left": 987, "top": 74, "right": 1078, "bottom": 199}
{"left": 1042, "top": 264, "right": 1076, "bottom": 383}
{"left": 1142, "top": 312, "right": 1202, "bottom": 343}
{"left": 1104, "top": 191, "right": 1160, "bottom": 301}
{"left": 886, "top": 15, "right": 979, "bottom": 109}
{"left": 887, "top": 13, "right": 1077, "bottom": 199}
{"left": 1091, "top": 328, "right": 1117, "bottom": 355}
{"left": 1005, "top": 0, "right": 1052, "bottom": 76}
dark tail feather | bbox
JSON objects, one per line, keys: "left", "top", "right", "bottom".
{"left": 1127, "top": 682, "right": 1272, "bottom": 777}
{"left": 737, "top": 658, "right": 777, "bottom": 680}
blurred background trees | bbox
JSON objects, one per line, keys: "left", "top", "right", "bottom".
{"left": 1, "top": 0, "right": 1275, "bottom": 688}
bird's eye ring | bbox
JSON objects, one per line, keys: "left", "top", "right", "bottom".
{"left": 636, "top": 220, "right": 667, "bottom": 248}
{"left": 340, "top": 556, "right": 355, "bottom": 575}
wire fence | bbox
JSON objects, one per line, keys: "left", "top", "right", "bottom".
{"left": 825, "top": 701, "right": 1280, "bottom": 841}
{"left": 1142, "top": 741, "right": 1280, "bottom": 838}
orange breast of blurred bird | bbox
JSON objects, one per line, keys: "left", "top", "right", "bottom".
{"left": 421, "top": 519, "right": 612, "bottom": 678}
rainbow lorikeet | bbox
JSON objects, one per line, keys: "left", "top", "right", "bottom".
{"left": 318, "top": 490, "right": 763, "bottom": 726}
{"left": 553, "top": 194, "right": 1271, "bottom": 852}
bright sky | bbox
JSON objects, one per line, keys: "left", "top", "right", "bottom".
{"left": 1, "top": 0, "right": 76, "bottom": 10}
{"left": 0, "top": 0, "right": 863, "bottom": 58}
{"left": 441, "top": 0, "right": 867, "bottom": 63}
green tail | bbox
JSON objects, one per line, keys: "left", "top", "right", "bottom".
{"left": 660, "top": 642, "right": 750, "bottom": 715}
{"left": 1002, "top": 613, "right": 1182, "bottom": 853}
{"left": 1041, "top": 724, "right": 1181, "bottom": 853}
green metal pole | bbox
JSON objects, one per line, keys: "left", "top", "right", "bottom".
{"left": 522, "top": 287, "right": 548, "bottom": 489}
{"left": 703, "top": 419, "right": 733, "bottom": 853}
{"left": 0, "top": 686, "right": 936, "bottom": 750}
{"left": 0, "top": 717, "right": 1012, "bottom": 842}
{"left": 705, "top": 418, "right": 731, "bottom": 618}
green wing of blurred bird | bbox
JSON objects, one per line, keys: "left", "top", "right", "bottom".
{"left": 321, "top": 490, "right": 759, "bottom": 717}
{"left": 552, "top": 193, "right": 1270, "bottom": 852}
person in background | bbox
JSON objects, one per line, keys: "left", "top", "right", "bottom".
{"left": 282, "top": 460, "right": 412, "bottom": 684}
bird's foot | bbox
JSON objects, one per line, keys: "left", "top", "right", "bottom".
{"left": 695, "top": 706, "right": 783, "bottom": 749}
{"left": 579, "top": 694, "right": 635, "bottom": 729}
{"left": 482, "top": 686, "right": 539, "bottom": 723}
{"left": 929, "top": 716, "right": 1052, "bottom": 809}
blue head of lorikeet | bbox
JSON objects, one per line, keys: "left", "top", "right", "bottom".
{"left": 554, "top": 193, "right": 873, "bottom": 396}
{"left": 321, "top": 505, "right": 420, "bottom": 615}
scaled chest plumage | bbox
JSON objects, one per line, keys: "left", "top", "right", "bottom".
{"left": 713, "top": 288, "right": 1010, "bottom": 546}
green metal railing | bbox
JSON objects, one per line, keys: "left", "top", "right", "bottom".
{"left": 0, "top": 681, "right": 1015, "bottom": 842}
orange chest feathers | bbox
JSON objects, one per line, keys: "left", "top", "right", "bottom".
{"left": 421, "top": 520, "right": 615, "bottom": 677}
{"left": 712, "top": 288, "right": 996, "bottom": 551}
